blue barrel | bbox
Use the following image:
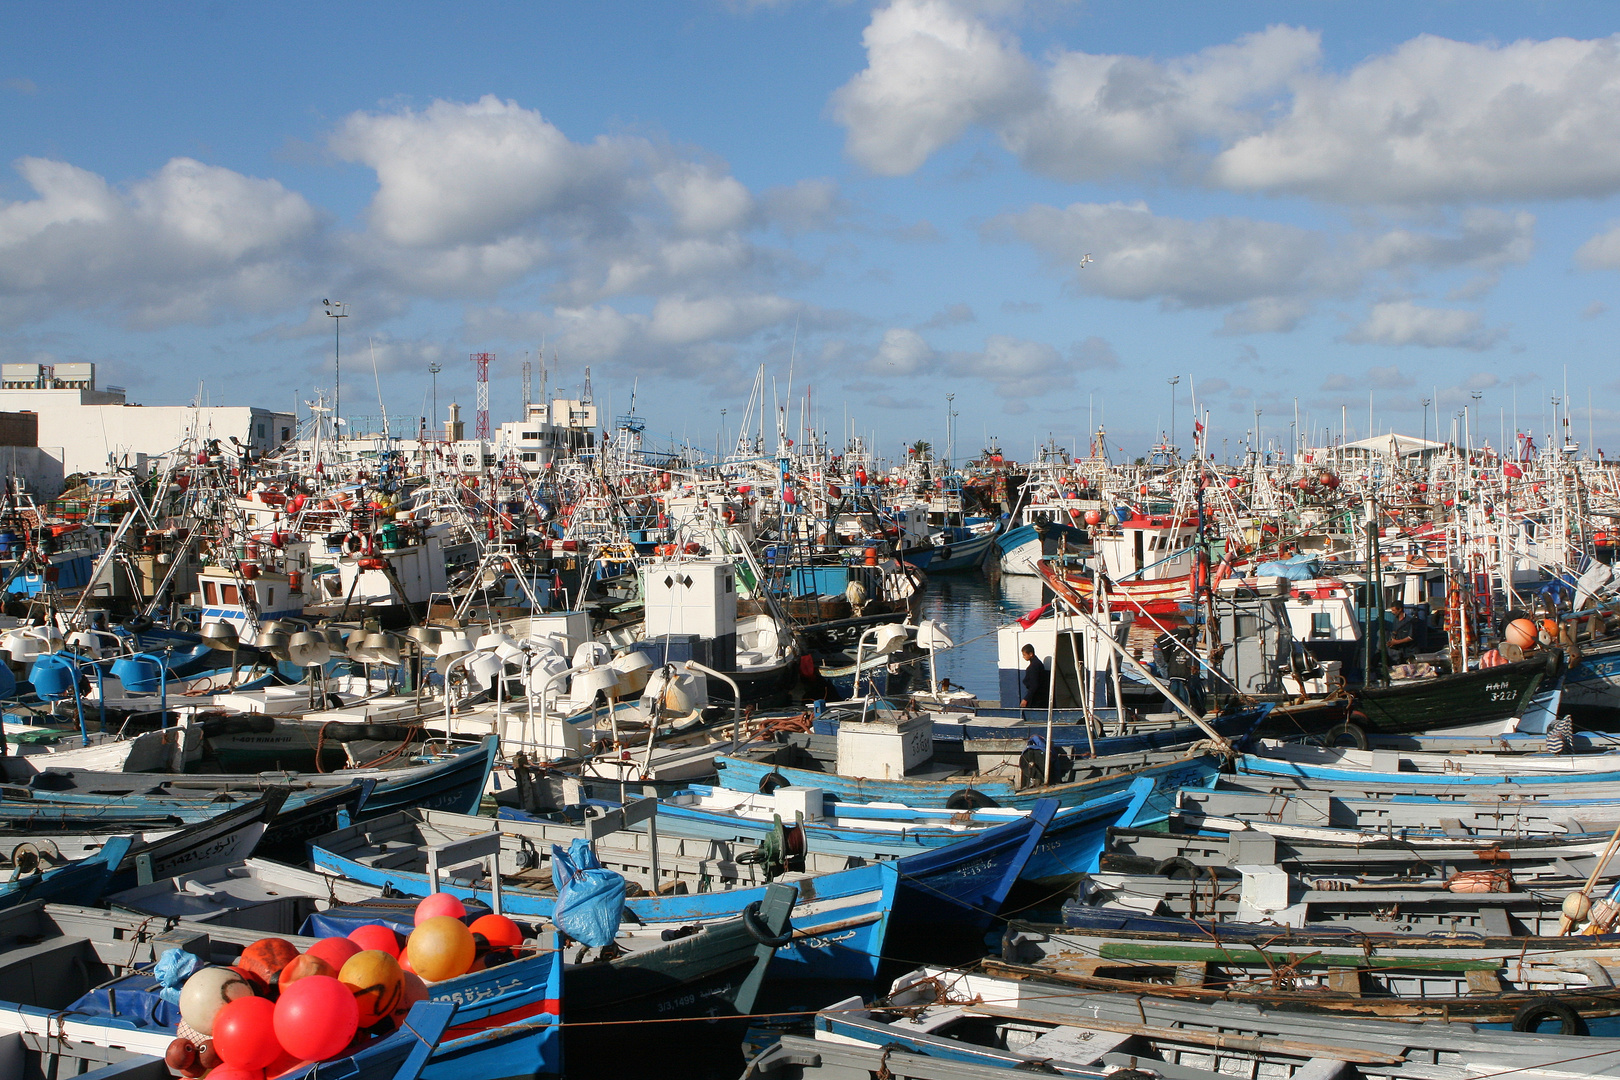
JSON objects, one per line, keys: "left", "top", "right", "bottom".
{"left": 0, "top": 531, "right": 15, "bottom": 556}
{"left": 1114, "top": 506, "right": 1131, "bottom": 523}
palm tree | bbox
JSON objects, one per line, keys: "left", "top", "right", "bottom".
{"left": 909, "top": 440, "right": 933, "bottom": 459}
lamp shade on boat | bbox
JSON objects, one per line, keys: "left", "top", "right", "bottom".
{"left": 286, "top": 631, "right": 330, "bottom": 669}
{"left": 4, "top": 629, "right": 49, "bottom": 664}
{"left": 65, "top": 630, "right": 102, "bottom": 658}
{"left": 868, "top": 623, "right": 909, "bottom": 657}
{"left": 914, "top": 619, "right": 954, "bottom": 652}
{"left": 464, "top": 650, "right": 503, "bottom": 691}
{"left": 569, "top": 664, "right": 620, "bottom": 704}
{"left": 251, "top": 628, "right": 290, "bottom": 660}
{"left": 110, "top": 653, "right": 166, "bottom": 694}
{"left": 28, "top": 654, "right": 78, "bottom": 699}
{"left": 363, "top": 632, "right": 402, "bottom": 666}
{"left": 434, "top": 631, "right": 474, "bottom": 660}
{"left": 200, "top": 621, "right": 240, "bottom": 652}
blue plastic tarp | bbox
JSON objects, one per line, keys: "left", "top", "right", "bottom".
{"left": 1255, "top": 554, "right": 1321, "bottom": 581}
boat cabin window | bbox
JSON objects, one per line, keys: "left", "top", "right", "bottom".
{"left": 203, "top": 581, "right": 217, "bottom": 605}
{"left": 221, "top": 583, "right": 239, "bottom": 605}
{"left": 1312, "top": 612, "right": 1334, "bottom": 638}
{"left": 265, "top": 587, "right": 274, "bottom": 606}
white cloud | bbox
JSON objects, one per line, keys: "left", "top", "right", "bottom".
{"left": 648, "top": 294, "right": 801, "bottom": 346}
{"left": 836, "top": 8, "right": 1620, "bottom": 206}
{"left": 1577, "top": 222, "right": 1620, "bottom": 270}
{"left": 874, "top": 327, "right": 935, "bottom": 373}
{"left": 869, "top": 326, "right": 1111, "bottom": 401}
{"left": 1212, "top": 35, "right": 1620, "bottom": 203}
{"left": 988, "top": 200, "right": 1532, "bottom": 329}
{"left": 1004, "top": 26, "right": 1318, "bottom": 182}
{"left": 1343, "top": 301, "right": 1504, "bottom": 350}
{"left": 0, "top": 156, "right": 318, "bottom": 325}
{"left": 834, "top": 6, "right": 1312, "bottom": 180}
{"left": 656, "top": 165, "right": 755, "bottom": 236}
{"left": 332, "top": 96, "right": 635, "bottom": 250}
{"left": 832, "top": 0, "right": 1038, "bottom": 175}
{"left": 987, "top": 200, "right": 1343, "bottom": 310}
{"left": 329, "top": 96, "right": 843, "bottom": 308}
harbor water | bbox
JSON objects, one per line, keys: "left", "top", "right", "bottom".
{"left": 915, "top": 569, "right": 1050, "bottom": 703}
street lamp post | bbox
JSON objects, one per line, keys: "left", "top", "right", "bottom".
{"left": 1168, "top": 375, "right": 1181, "bottom": 455}
{"left": 323, "top": 300, "right": 347, "bottom": 437}
{"left": 429, "top": 363, "right": 442, "bottom": 442}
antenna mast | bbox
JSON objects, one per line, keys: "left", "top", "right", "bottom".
{"left": 472, "top": 352, "right": 492, "bottom": 440}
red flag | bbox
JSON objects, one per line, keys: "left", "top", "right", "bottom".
{"left": 1016, "top": 603, "right": 1051, "bottom": 630}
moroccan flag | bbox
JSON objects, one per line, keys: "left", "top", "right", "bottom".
{"left": 1017, "top": 603, "right": 1051, "bottom": 629}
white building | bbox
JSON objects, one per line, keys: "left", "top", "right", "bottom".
{"left": 0, "top": 363, "right": 295, "bottom": 484}
{"left": 493, "top": 400, "right": 595, "bottom": 473}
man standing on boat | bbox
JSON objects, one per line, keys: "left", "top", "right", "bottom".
{"left": 1388, "top": 602, "right": 1420, "bottom": 664}
{"left": 1020, "top": 644, "right": 1049, "bottom": 709}
{"left": 1156, "top": 628, "right": 1206, "bottom": 715}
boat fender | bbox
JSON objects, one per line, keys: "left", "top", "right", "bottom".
{"left": 1153, "top": 857, "right": 1200, "bottom": 880}
{"left": 740, "top": 900, "right": 795, "bottom": 948}
{"left": 127, "top": 614, "right": 153, "bottom": 633}
{"left": 945, "top": 789, "right": 999, "bottom": 811}
{"left": 1324, "top": 720, "right": 1369, "bottom": 751}
{"left": 758, "top": 771, "right": 792, "bottom": 795}
{"left": 1511, "top": 997, "right": 1582, "bottom": 1035}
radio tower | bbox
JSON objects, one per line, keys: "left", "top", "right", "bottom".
{"left": 471, "top": 352, "right": 492, "bottom": 440}
{"left": 521, "top": 359, "right": 532, "bottom": 412}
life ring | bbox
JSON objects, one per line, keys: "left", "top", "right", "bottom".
{"left": 722, "top": 507, "right": 737, "bottom": 524}
{"left": 944, "top": 789, "right": 999, "bottom": 810}
{"left": 1511, "top": 998, "right": 1582, "bottom": 1035}
{"left": 340, "top": 531, "right": 372, "bottom": 556}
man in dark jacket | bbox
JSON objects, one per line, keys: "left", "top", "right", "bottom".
{"left": 1020, "top": 644, "right": 1049, "bottom": 709}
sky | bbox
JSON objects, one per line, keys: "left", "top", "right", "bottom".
{"left": 5, "top": 1, "right": 1620, "bottom": 463}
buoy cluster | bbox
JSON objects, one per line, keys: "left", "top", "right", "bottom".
{"left": 165, "top": 892, "right": 526, "bottom": 1079}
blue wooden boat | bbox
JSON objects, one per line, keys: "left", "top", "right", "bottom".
{"left": 309, "top": 802, "right": 1057, "bottom": 983}
{"left": 1236, "top": 751, "right": 1620, "bottom": 788}
{"left": 0, "top": 734, "right": 495, "bottom": 818}
{"left": 835, "top": 702, "right": 1271, "bottom": 756}
{"left": 713, "top": 749, "right": 1221, "bottom": 812}
{"left": 994, "top": 519, "right": 1086, "bottom": 576}
{"left": 901, "top": 524, "right": 999, "bottom": 574}
{"left": 0, "top": 898, "right": 545, "bottom": 1079}
{"left": 506, "top": 775, "right": 1154, "bottom": 887}
{"left": 297, "top": 890, "right": 794, "bottom": 1074}
{"left": 0, "top": 834, "right": 131, "bottom": 911}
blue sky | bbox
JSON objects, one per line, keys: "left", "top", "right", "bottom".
{"left": 5, "top": 1, "right": 1620, "bottom": 462}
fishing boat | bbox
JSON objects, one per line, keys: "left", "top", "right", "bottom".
{"left": 309, "top": 801, "right": 1056, "bottom": 982}
{"left": 0, "top": 734, "right": 496, "bottom": 818}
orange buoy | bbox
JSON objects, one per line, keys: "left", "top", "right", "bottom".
{"left": 338, "top": 950, "right": 405, "bottom": 1027}
{"left": 1504, "top": 618, "right": 1537, "bottom": 649}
